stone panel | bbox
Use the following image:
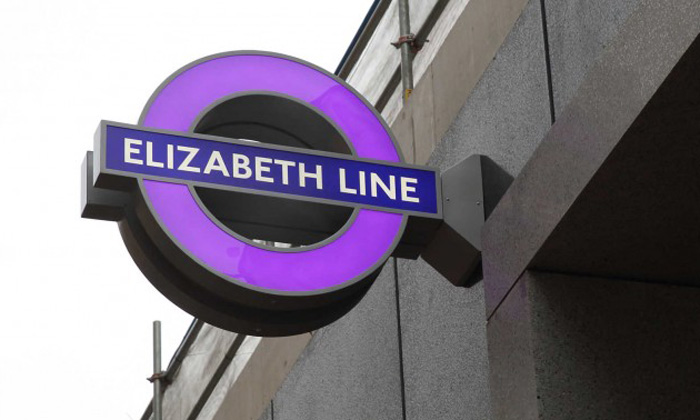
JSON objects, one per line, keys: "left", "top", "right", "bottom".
{"left": 544, "top": 0, "right": 642, "bottom": 116}
{"left": 430, "top": 0, "right": 550, "bottom": 177}
{"left": 398, "top": 258, "right": 491, "bottom": 420}
{"left": 431, "top": 0, "right": 532, "bottom": 141}
{"left": 530, "top": 272, "right": 700, "bottom": 419}
{"left": 486, "top": 279, "right": 539, "bottom": 420}
{"left": 481, "top": 0, "right": 700, "bottom": 317}
{"left": 488, "top": 270, "right": 700, "bottom": 419}
{"left": 272, "top": 260, "right": 403, "bottom": 420}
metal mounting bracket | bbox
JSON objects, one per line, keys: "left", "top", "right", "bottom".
{"left": 396, "top": 155, "right": 492, "bottom": 287}
{"left": 421, "top": 155, "right": 485, "bottom": 287}
{"left": 391, "top": 33, "right": 428, "bottom": 53}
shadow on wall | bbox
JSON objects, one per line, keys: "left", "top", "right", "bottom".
{"left": 465, "top": 156, "right": 514, "bottom": 286}
{"left": 481, "top": 156, "right": 514, "bottom": 220}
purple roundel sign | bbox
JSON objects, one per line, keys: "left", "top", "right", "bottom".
{"left": 82, "top": 52, "right": 441, "bottom": 336}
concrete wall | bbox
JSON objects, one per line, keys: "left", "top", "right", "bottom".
{"left": 544, "top": 0, "right": 641, "bottom": 117}
{"left": 483, "top": 0, "right": 700, "bottom": 419}
{"left": 489, "top": 271, "right": 700, "bottom": 419}
{"left": 273, "top": 260, "right": 404, "bottom": 420}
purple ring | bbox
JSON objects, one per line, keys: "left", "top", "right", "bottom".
{"left": 139, "top": 52, "right": 405, "bottom": 293}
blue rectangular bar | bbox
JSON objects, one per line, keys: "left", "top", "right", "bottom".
{"left": 102, "top": 123, "right": 440, "bottom": 216}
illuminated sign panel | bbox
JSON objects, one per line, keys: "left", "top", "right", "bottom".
{"left": 98, "top": 122, "right": 440, "bottom": 216}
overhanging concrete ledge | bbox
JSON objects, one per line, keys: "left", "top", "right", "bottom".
{"left": 482, "top": 0, "right": 700, "bottom": 317}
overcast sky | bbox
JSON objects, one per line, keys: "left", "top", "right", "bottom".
{"left": 0, "top": 1, "right": 373, "bottom": 418}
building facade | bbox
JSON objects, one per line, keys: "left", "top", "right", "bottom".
{"left": 142, "top": 0, "right": 700, "bottom": 419}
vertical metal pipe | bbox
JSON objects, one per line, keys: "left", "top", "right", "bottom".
{"left": 398, "top": 0, "right": 414, "bottom": 103}
{"left": 153, "top": 321, "right": 163, "bottom": 420}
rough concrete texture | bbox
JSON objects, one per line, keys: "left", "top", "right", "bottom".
{"left": 531, "top": 31, "right": 700, "bottom": 285}
{"left": 397, "top": 258, "right": 491, "bottom": 420}
{"left": 491, "top": 271, "right": 700, "bottom": 419}
{"left": 430, "top": 0, "right": 550, "bottom": 177}
{"left": 486, "top": 278, "right": 539, "bottom": 420}
{"left": 431, "top": 0, "right": 532, "bottom": 142}
{"left": 544, "top": 0, "right": 642, "bottom": 117}
{"left": 272, "top": 260, "right": 403, "bottom": 420}
{"left": 481, "top": 0, "right": 700, "bottom": 317}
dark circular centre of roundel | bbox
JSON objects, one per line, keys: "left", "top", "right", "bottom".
{"left": 192, "top": 93, "right": 354, "bottom": 247}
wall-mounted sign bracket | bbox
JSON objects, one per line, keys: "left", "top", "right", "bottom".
{"left": 80, "top": 51, "right": 489, "bottom": 336}
{"left": 397, "top": 155, "right": 485, "bottom": 287}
